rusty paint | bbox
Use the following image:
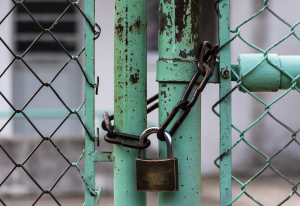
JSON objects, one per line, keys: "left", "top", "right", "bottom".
{"left": 159, "top": 3, "right": 172, "bottom": 35}
{"left": 175, "top": 0, "right": 189, "bottom": 42}
{"left": 115, "top": 24, "right": 124, "bottom": 40}
{"left": 160, "top": 91, "right": 167, "bottom": 98}
{"left": 178, "top": 49, "right": 196, "bottom": 58}
{"left": 134, "top": 18, "right": 141, "bottom": 29}
{"left": 129, "top": 70, "right": 140, "bottom": 84}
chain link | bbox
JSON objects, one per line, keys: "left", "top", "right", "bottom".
{"left": 0, "top": 0, "right": 101, "bottom": 205}
{"left": 214, "top": 0, "right": 300, "bottom": 205}
{"left": 102, "top": 41, "right": 219, "bottom": 147}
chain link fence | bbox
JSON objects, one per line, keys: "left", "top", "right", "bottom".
{"left": 214, "top": 0, "right": 300, "bottom": 205}
{"left": 0, "top": 1, "right": 100, "bottom": 205}
{"left": 2, "top": 0, "right": 300, "bottom": 205}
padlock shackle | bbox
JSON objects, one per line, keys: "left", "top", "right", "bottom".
{"left": 138, "top": 127, "right": 173, "bottom": 159}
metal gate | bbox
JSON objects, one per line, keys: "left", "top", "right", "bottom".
{"left": 1, "top": 0, "right": 300, "bottom": 205}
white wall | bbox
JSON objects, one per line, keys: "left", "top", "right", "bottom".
{"left": 0, "top": 1, "right": 13, "bottom": 137}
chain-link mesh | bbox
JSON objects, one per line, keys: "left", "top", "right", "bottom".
{"left": 0, "top": 0, "right": 100, "bottom": 205}
{"left": 214, "top": 0, "right": 300, "bottom": 205}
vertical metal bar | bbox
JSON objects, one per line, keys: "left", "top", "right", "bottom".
{"left": 157, "top": 0, "right": 201, "bottom": 205}
{"left": 218, "top": 1, "right": 232, "bottom": 205}
{"left": 114, "top": 0, "right": 147, "bottom": 204}
{"left": 85, "top": 0, "right": 95, "bottom": 205}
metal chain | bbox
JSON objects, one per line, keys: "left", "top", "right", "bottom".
{"left": 102, "top": 41, "right": 219, "bottom": 147}
{"left": 102, "top": 94, "right": 158, "bottom": 149}
{"left": 157, "top": 41, "right": 218, "bottom": 141}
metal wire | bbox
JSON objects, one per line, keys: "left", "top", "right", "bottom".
{"left": 214, "top": 0, "right": 300, "bottom": 205}
{"left": 0, "top": 0, "right": 101, "bottom": 205}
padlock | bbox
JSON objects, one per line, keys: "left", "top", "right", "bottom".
{"left": 135, "top": 127, "right": 178, "bottom": 192}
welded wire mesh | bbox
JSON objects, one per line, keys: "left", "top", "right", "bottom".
{"left": 0, "top": 0, "right": 100, "bottom": 205}
{"left": 214, "top": 0, "right": 300, "bottom": 205}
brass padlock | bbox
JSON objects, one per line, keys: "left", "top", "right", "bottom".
{"left": 135, "top": 127, "right": 178, "bottom": 192}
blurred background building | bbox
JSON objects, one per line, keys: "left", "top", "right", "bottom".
{"left": 1, "top": 0, "right": 300, "bottom": 202}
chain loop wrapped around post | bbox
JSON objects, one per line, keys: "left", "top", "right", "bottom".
{"left": 102, "top": 42, "right": 219, "bottom": 145}
{"left": 157, "top": 42, "right": 219, "bottom": 141}
{"left": 102, "top": 94, "right": 159, "bottom": 149}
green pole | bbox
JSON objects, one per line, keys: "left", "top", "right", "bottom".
{"left": 85, "top": 0, "right": 95, "bottom": 205}
{"left": 218, "top": 0, "right": 232, "bottom": 205}
{"left": 157, "top": 0, "right": 202, "bottom": 205}
{"left": 114, "top": 0, "right": 147, "bottom": 204}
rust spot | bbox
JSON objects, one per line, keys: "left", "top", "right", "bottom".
{"left": 168, "top": 38, "right": 172, "bottom": 44}
{"left": 174, "top": 0, "right": 200, "bottom": 57}
{"left": 129, "top": 70, "right": 140, "bottom": 84}
{"left": 175, "top": 0, "right": 189, "bottom": 42}
{"left": 162, "top": 83, "right": 167, "bottom": 87}
{"left": 222, "top": 3, "right": 227, "bottom": 8}
{"left": 115, "top": 24, "right": 124, "bottom": 40}
{"left": 179, "top": 50, "right": 187, "bottom": 58}
{"left": 125, "top": 21, "right": 128, "bottom": 45}
{"left": 179, "top": 49, "right": 196, "bottom": 58}
{"left": 134, "top": 18, "right": 141, "bottom": 29}
{"left": 160, "top": 91, "right": 167, "bottom": 98}
{"left": 117, "top": 17, "right": 123, "bottom": 24}
{"left": 125, "top": 55, "right": 128, "bottom": 62}
{"left": 125, "top": 6, "right": 128, "bottom": 12}
{"left": 129, "top": 25, "right": 132, "bottom": 32}
{"left": 159, "top": 3, "right": 172, "bottom": 35}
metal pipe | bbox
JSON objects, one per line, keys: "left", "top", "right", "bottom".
{"left": 84, "top": 0, "right": 95, "bottom": 205}
{"left": 114, "top": 0, "right": 147, "bottom": 204}
{"left": 218, "top": 1, "right": 232, "bottom": 205}
{"left": 157, "top": 0, "right": 202, "bottom": 205}
{"left": 237, "top": 54, "right": 300, "bottom": 91}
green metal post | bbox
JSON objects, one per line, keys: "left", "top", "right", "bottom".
{"left": 85, "top": 0, "right": 95, "bottom": 205}
{"left": 114, "top": 0, "right": 147, "bottom": 204}
{"left": 218, "top": 0, "right": 232, "bottom": 205}
{"left": 157, "top": 0, "right": 201, "bottom": 205}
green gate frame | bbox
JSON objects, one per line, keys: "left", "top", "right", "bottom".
{"left": 218, "top": 1, "right": 232, "bottom": 205}
{"left": 84, "top": 0, "right": 96, "bottom": 205}
{"left": 84, "top": 0, "right": 214, "bottom": 205}
{"left": 85, "top": 0, "right": 299, "bottom": 205}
